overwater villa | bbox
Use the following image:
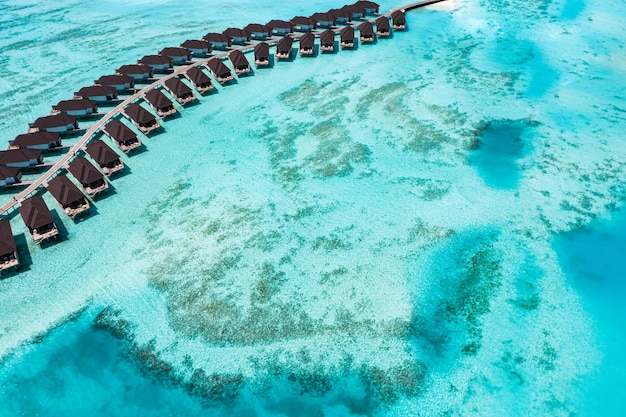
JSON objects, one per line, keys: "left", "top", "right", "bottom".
{"left": 95, "top": 74, "right": 134, "bottom": 92}
{"left": 159, "top": 47, "right": 192, "bottom": 64}
{"left": 85, "top": 140, "right": 124, "bottom": 176}
{"left": 391, "top": 10, "right": 406, "bottom": 30}
{"left": 340, "top": 26, "right": 355, "bottom": 49}
{"left": 354, "top": 1, "right": 380, "bottom": 14}
{"left": 102, "top": 120, "right": 141, "bottom": 153}
{"left": 320, "top": 29, "right": 336, "bottom": 53}
{"left": 122, "top": 103, "right": 160, "bottom": 134}
{"left": 228, "top": 50, "right": 251, "bottom": 76}
{"left": 75, "top": 85, "right": 117, "bottom": 102}
{"left": 9, "top": 132, "right": 61, "bottom": 151}
{"left": 266, "top": 20, "right": 293, "bottom": 36}
{"left": 0, "top": 166, "right": 22, "bottom": 187}
{"left": 299, "top": 33, "right": 315, "bottom": 56}
{"left": 291, "top": 16, "right": 316, "bottom": 32}
{"left": 310, "top": 12, "right": 336, "bottom": 28}
{"left": 19, "top": 195, "right": 59, "bottom": 244}
{"left": 328, "top": 8, "right": 352, "bottom": 24}
{"left": 244, "top": 24, "right": 270, "bottom": 40}
{"left": 116, "top": 64, "right": 153, "bottom": 82}
{"left": 254, "top": 42, "right": 270, "bottom": 67}
{"left": 0, "top": 149, "right": 43, "bottom": 168}
{"left": 0, "top": 219, "right": 19, "bottom": 272}
{"left": 52, "top": 98, "right": 98, "bottom": 117}
{"left": 206, "top": 59, "right": 234, "bottom": 84}
{"left": 223, "top": 28, "right": 250, "bottom": 45}
{"left": 47, "top": 175, "right": 90, "bottom": 219}
{"left": 343, "top": 4, "right": 366, "bottom": 20}
{"left": 375, "top": 16, "right": 391, "bottom": 37}
{"left": 180, "top": 39, "right": 212, "bottom": 57}
{"left": 138, "top": 55, "right": 173, "bottom": 73}
{"left": 203, "top": 33, "right": 232, "bottom": 50}
{"left": 143, "top": 89, "right": 177, "bottom": 118}
{"left": 359, "top": 21, "right": 375, "bottom": 43}
{"left": 29, "top": 113, "right": 78, "bottom": 134}
{"left": 67, "top": 157, "right": 109, "bottom": 197}
{"left": 184, "top": 67, "right": 214, "bottom": 94}
{"left": 276, "top": 36, "right": 294, "bottom": 60}
{"left": 163, "top": 77, "right": 196, "bottom": 105}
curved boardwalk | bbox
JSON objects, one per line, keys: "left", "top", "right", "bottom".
{"left": 0, "top": 0, "right": 448, "bottom": 216}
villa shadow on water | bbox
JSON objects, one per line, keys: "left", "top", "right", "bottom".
{"left": 469, "top": 119, "right": 536, "bottom": 189}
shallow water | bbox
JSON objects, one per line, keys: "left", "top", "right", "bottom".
{"left": 0, "top": 0, "right": 625, "bottom": 415}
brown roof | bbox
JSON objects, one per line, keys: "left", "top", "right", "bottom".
{"left": 310, "top": 13, "right": 336, "bottom": 24}
{"left": 96, "top": 74, "right": 134, "bottom": 87}
{"left": 320, "top": 29, "right": 336, "bottom": 46}
{"left": 0, "top": 149, "right": 42, "bottom": 165}
{"left": 85, "top": 140, "right": 121, "bottom": 166}
{"left": 124, "top": 103, "right": 156, "bottom": 125}
{"left": 117, "top": 64, "right": 153, "bottom": 76}
{"left": 328, "top": 8, "right": 352, "bottom": 19}
{"left": 185, "top": 67, "right": 212, "bottom": 86}
{"left": 228, "top": 50, "right": 249, "bottom": 69}
{"left": 53, "top": 98, "right": 97, "bottom": 113}
{"left": 340, "top": 25, "right": 355, "bottom": 41}
{"left": 144, "top": 89, "right": 174, "bottom": 112}
{"left": 0, "top": 219, "right": 16, "bottom": 256}
{"left": 0, "top": 166, "right": 20, "bottom": 181}
{"left": 103, "top": 120, "right": 137, "bottom": 144}
{"left": 19, "top": 195, "right": 54, "bottom": 230}
{"left": 391, "top": 10, "right": 406, "bottom": 25}
{"left": 164, "top": 77, "right": 194, "bottom": 98}
{"left": 254, "top": 42, "right": 270, "bottom": 60}
{"left": 203, "top": 33, "right": 232, "bottom": 45}
{"left": 354, "top": 1, "right": 379, "bottom": 11}
{"left": 276, "top": 36, "right": 294, "bottom": 53}
{"left": 75, "top": 85, "right": 117, "bottom": 99}
{"left": 299, "top": 33, "right": 315, "bottom": 49}
{"left": 266, "top": 20, "right": 293, "bottom": 30}
{"left": 223, "top": 28, "right": 249, "bottom": 40}
{"left": 47, "top": 175, "right": 85, "bottom": 206}
{"left": 10, "top": 132, "right": 60, "bottom": 148}
{"left": 180, "top": 39, "right": 212, "bottom": 52}
{"left": 291, "top": 16, "right": 316, "bottom": 27}
{"left": 244, "top": 24, "right": 269, "bottom": 34}
{"left": 343, "top": 4, "right": 366, "bottom": 17}
{"left": 32, "top": 113, "right": 77, "bottom": 129}
{"left": 359, "top": 21, "right": 374, "bottom": 36}
{"left": 139, "top": 55, "right": 173, "bottom": 66}
{"left": 68, "top": 157, "right": 104, "bottom": 185}
{"left": 375, "top": 16, "right": 390, "bottom": 31}
{"left": 207, "top": 59, "right": 232, "bottom": 78}
{"left": 159, "top": 47, "right": 191, "bottom": 59}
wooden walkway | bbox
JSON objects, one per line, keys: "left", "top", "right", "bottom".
{"left": 0, "top": 0, "right": 449, "bottom": 216}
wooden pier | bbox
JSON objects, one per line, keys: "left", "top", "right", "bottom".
{"left": 0, "top": 0, "right": 449, "bottom": 216}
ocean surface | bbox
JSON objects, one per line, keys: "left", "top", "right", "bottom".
{"left": 0, "top": 0, "right": 625, "bottom": 415}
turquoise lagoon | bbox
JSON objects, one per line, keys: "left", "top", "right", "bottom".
{"left": 0, "top": 0, "right": 625, "bottom": 415}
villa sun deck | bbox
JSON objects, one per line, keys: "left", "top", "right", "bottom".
{"left": 19, "top": 195, "right": 59, "bottom": 244}
{"left": 47, "top": 175, "right": 90, "bottom": 219}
